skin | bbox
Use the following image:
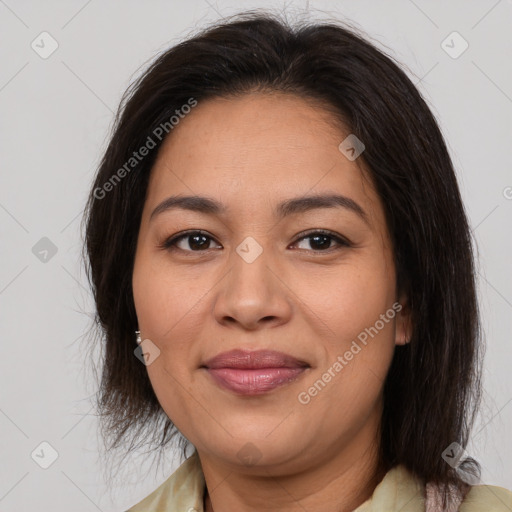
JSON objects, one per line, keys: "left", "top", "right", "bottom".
{"left": 132, "top": 92, "right": 412, "bottom": 512}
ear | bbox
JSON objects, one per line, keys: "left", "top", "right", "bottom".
{"left": 395, "top": 293, "right": 413, "bottom": 346}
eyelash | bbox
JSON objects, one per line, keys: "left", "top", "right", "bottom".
{"left": 158, "top": 229, "right": 351, "bottom": 255}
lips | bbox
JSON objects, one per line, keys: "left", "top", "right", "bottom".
{"left": 201, "top": 349, "right": 310, "bottom": 395}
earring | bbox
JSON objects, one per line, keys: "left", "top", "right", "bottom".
{"left": 135, "top": 330, "right": 142, "bottom": 345}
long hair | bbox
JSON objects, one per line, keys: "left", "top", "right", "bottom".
{"left": 82, "top": 10, "right": 482, "bottom": 504}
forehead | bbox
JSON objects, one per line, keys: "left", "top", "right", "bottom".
{"left": 144, "top": 93, "right": 383, "bottom": 227}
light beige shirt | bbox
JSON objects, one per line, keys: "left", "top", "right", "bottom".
{"left": 127, "top": 450, "right": 512, "bottom": 511}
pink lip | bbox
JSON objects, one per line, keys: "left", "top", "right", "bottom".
{"left": 202, "top": 349, "right": 310, "bottom": 395}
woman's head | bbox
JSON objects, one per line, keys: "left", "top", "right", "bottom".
{"left": 131, "top": 90, "right": 408, "bottom": 479}
{"left": 83, "top": 10, "right": 482, "bottom": 496}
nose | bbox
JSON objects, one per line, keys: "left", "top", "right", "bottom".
{"left": 212, "top": 241, "right": 293, "bottom": 331}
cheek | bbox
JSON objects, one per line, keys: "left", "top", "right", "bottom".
{"left": 298, "top": 256, "right": 396, "bottom": 345}
{"left": 300, "top": 255, "right": 397, "bottom": 400}
{"left": 132, "top": 250, "right": 211, "bottom": 340}
{"left": 297, "top": 275, "right": 396, "bottom": 441}
{"left": 325, "top": 283, "right": 394, "bottom": 345}
{"left": 132, "top": 254, "right": 210, "bottom": 419}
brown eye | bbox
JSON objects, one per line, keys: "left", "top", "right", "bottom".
{"left": 290, "top": 230, "right": 350, "bottom": 252}
{"left": 161, "top": 231, "right": 221, "bottom": 252}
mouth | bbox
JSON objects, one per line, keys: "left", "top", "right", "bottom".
{"left": 201, "top": 349, "right": 310, "bottom": 396}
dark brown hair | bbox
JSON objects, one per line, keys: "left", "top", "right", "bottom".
{"left": 82, "top": 10, "right": 483, "bottom": 504}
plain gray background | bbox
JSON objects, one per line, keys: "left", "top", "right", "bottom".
{"left": 0, "top": 1, "right": 511, "bottom": 510}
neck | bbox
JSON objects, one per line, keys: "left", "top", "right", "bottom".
{"left": 199, "top": 412, "right": 385, "bottom": 512}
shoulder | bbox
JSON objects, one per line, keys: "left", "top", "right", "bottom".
{"left": 125, "top": 450, "right": 206, "bottom": 511}
{"left": 460, "top": 483, "right": 512, "bottom": 511}
{"left": 385, "top": 465, "right": 512, "bottom": 512}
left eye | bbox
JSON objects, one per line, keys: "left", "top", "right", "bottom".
{"left": 291, "top": 230, "right": 350, "bottom": 251}
{"left": 160, "top": 230, "right": 350, "bottom": 253}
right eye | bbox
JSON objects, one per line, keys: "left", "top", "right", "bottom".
{"left": 159, "top": 230, "right": 222, "bottom": 253}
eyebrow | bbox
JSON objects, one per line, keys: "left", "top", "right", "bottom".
{"left": 149, "top": 193, "right": 369, "bottom": 225}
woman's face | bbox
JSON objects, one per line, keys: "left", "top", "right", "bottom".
{"left": 132, "top": 93, "right": 411, "bottom": 474}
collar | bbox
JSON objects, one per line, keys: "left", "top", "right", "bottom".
{"left": 127, "top": 449, "right": 512, "bottom": 511}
